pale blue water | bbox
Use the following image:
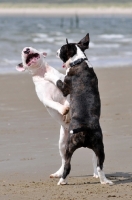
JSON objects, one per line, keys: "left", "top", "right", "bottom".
{"left": 0, "top": 15, "right": 132, "bottom": 73}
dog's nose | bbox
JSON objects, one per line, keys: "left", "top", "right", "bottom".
{"left": 23, "top": 48, "right": 30, "bottom": 54}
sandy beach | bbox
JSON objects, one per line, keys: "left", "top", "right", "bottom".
{"left": 0, "top": 67, "right": 132, "bottom": 199}
{"left": 0, "top": 7, "right": 132, "bottom": 16}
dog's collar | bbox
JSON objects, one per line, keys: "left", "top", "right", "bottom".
{"left": 69, "top": 58, "right": 88, "bottom": 67}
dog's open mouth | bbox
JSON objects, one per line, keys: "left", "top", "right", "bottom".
{"left": 26, "top": 53, "right": 40, "bottom": 66}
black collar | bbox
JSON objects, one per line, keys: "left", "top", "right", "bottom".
{"left": 69, "top": 58, "right": 88, "bottom": 67}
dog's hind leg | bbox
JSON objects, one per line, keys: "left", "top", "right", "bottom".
{"left": 50, "top": 126, "right": 68, "bottom": 178}
{"left": 57, "top": 152, "right": 72, "bottom": 185}
{"left": 92, "top": 152, "right": 99, "bottom": 178}
{"left": 57, "top": 140, "right": 77, "bottom": 185}
{"left": 93, "top": 139, "right": 113, "bottom": 185}
{"left": 96, "top": 166, "right": 113, "bottom": 185}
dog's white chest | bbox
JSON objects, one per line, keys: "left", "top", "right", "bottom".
{"left": 35, "top": 82, "right": 45, "bottom": 102}
{"left": 34, "top": 78, "right": 65, "bottom": 105}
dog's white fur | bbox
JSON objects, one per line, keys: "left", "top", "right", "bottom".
{"left": 16, "top": 47, "right": 70, "bottom": 178}
{"left": 45, "top": 45, "right": 113, "bottom": 185}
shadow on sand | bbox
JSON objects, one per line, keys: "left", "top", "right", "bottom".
{"left": 69, "top": 172, "right": 132, "bottom": 185}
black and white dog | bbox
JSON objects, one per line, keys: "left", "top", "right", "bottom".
{"left": 45, "top": 33, "right": 113, "bottom": 185}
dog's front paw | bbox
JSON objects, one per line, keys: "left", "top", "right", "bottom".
{"left": 59, "top": 106, "right": 69, "bottom": 116}
{"left": 62, "top": 106, "right": 69, "bottom": 116}
{"left": 57, "top": 178, "right": 67, "bottom": 186}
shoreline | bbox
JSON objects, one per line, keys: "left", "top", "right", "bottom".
{"left": 0, "top": 7, "right": 132, "bottom": 16}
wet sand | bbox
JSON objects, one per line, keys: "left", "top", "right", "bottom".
{"left": 0, "top": 67, "right": 132, "bottom": 199}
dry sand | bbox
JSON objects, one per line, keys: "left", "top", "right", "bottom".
{"left": 0, "top": 7, "right": 132, "bottom": 16}
{"left": 0, "top": 67, "right": 132, "bottom": 199}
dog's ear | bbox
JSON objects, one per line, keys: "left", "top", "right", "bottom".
{"left": 77, "top": 33, "right": 90, "bottom": 51}
{"left": 65, "top": 39, "right": 77, "bottom": 60}
{"left": 16, "top": 63, "right": 26, "bottom": 72}
{"left": 43, "top": 52, "right": 47, "bottom": 57}
{"left": 66, "top": 38, "right": 69, "bottom": 45}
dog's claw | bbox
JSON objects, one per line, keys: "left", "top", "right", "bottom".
{"left": 62, "top": 114, "right": 70, "bottom": 123}
{"left": 62, "top": 107, "right": 69, "bottom": 115}
{"left": 60, "top": 106, "right": 69, "bottom": 116}
{"left": 62, "top": 115, "right": 66, "bottom": 122}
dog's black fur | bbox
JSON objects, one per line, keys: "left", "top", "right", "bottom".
{"left": 56, "top": 33, "right": 105, "bottom": 181}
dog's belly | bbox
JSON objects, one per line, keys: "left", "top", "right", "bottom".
{"left": 69, "top": 90, "right": 100, "bottom": 130}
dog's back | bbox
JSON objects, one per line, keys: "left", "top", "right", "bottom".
{"left": 63, "top": 61, "right": 101, "bottom": 131}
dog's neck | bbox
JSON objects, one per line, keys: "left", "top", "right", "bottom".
{"left": 27, "top": 62, "right": 43, "bottom": 76}
{"left": 27, "top": 59, "right": 49, "bottom": 77}
{"left": 65, "top": 45, "right": 87, "bottom": 73}
{"left": 32, "top": 62, "right": 51, "bottom": 82}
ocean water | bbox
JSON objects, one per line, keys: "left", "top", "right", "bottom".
{"left": 0, "top": 15, "right": 132, "bottom": 74}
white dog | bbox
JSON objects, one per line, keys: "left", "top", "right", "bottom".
{"left": 16, "top": 47, "right": 70, "bottom": 178}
